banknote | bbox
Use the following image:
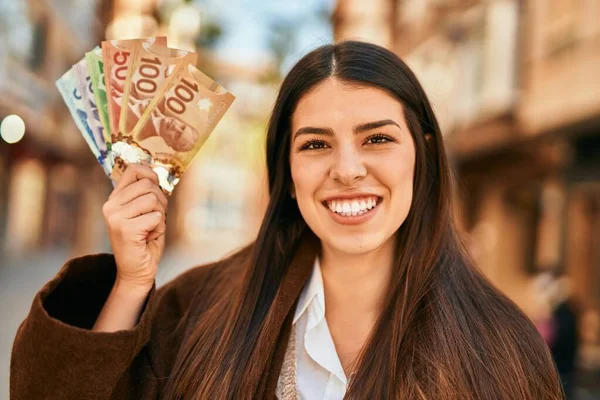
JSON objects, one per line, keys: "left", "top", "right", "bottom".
{"left": 118, "top": 42, "right": 197, "bottom": 138}
{"left": 56, "top": 69, "right": 112, "bottom": 176}
{"left": 111, "top": 63, "right": 235, "bottom": 193}
{"left": 73, "top": 58, "right": 111, "bottom": 172}
{"left": 102, "top": 36, "right": 167, "bottom": 140}
{"left": 85, "top": 47, "right": 111, "bottom": 145}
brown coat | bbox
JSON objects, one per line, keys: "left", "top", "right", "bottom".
{"left": 10, "top": 235, "right": 319, "bottom": 400}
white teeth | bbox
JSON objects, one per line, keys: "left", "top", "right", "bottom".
{"left": 326, "top": 197, "right": 379, "bottom": 217}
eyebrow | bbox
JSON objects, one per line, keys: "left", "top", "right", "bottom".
{"left": 293, "top": 119, "right": 401, "bottom": 140}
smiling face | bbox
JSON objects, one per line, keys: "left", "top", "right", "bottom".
{"left": 289, "top": 78, "right": 416, "bottom": 255}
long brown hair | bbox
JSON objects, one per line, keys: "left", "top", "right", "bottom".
{"left": 164, "top": 41, "right": 563, "bottom": 399}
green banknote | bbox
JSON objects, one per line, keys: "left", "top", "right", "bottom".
{"left": 86, "top": 47, "right": 112, "bottom": 145}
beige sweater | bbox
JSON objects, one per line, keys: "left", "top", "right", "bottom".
{"left": 276, "top": 327, "right": 300, "bottom": 399}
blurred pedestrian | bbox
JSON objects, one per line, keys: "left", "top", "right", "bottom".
{"left": 535, "top": 271, "right": 580, "bottom": 399}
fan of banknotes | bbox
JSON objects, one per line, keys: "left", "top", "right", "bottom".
{"left": 56, "top": 36, "right": 235, "bottom": 194}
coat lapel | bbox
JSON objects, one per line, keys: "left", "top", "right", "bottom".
{"left": 250, "top": 231, "right": 320, "bottom": 399}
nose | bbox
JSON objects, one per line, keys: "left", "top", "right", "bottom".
{"left": 329, "top": 144, "right": 367, "bottom": 185}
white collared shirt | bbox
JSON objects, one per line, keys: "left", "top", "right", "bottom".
{"left": 293, "top": 257, "right": 347, "bottom": 400}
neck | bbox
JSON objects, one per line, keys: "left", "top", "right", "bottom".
{"left": 318, "top": 236, "right": 396, "bottom": 375}
{"left": 320, "top": 236, "right": 395, "bottom": 324}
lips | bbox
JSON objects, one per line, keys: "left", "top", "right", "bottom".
{"left": 323, "top": 196, "right": 380, "bottom": 216}
{"left": 321, "top": 196, "right": 382, "bottom": 225}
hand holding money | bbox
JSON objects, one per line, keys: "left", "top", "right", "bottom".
{"left": 102, "top": 164, "right": 168, "bottom": 289}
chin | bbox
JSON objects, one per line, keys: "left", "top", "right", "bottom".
{"left": 321, "top": 233, "right": 388, "bottom": 256}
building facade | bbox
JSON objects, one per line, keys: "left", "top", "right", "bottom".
{"left": 0, "top": 0, "right": 114, "bottom": 260}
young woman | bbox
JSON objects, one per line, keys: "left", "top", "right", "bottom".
{"left": 11, "top": 41, "right": 564, "bottom": 399}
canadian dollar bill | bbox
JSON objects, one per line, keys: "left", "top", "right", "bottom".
{"left": 102, "top": 37, "right": 167, "bottom": 140}
{"left": 111, "top": 62, "right": 235, "bottom": 193}
{"left": 85, "top": 47, "right": 112, "bottom": 145}
{"left": 73, "top": 58, "right": 112, "bottom": 169}
{"left": 56, "top": 35, "right": 235, "bottom": 193}
{"left": 118, "top": 42, "right": 197, "bottom": 137}
{"left": 56, "top": 69, "right": 112, "bottom": 176}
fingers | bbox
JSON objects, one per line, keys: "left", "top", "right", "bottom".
{"left": 147, "top": 218, "right": 167, "bottom": 242}
{"left": 104, "top": 164, "right": 169, "bottom": 245}
{"left": 115, "top": 177, "right": 168, "bottom": 211}
{"left": 124, "top": 211, "right": 165, "bottom": 241}
{"left": 110, "top": 164, "right": 160, "bottom": 200}
{"left": 120, "top": 192, "right": 166, "bottom": 220}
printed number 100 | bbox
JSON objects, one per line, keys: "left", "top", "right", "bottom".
{"left": 137, "top": 57, "right": 161, "bottom": 94}
{"left": 166, "top": 78, "right": 199, "bottom": 115}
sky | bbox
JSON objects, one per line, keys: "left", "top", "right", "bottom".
{"left": 193, "top": 0, "right": 336, "bottom": 72}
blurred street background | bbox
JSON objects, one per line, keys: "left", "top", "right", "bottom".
{"left": 0, "top": 0, "right": 599, "bottom": 398}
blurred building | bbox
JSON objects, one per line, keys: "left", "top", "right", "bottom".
{"left": 0, "top": 0, "right": 114, "bottom": 260}
{"left": 165, "top": 57, "right": 276, "bottom": 258}
{"left": 0, "top": 0, "right": 276, "bottom": 263}
{"left": 334, "top": 0, "right": 600, "bottom": 374}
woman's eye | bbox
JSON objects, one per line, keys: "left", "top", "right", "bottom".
{"left": 365, "top": 134, "right": 395, "bottom": 144}
{"left": 300, "top": 140, "right": 328, "bottom": 150}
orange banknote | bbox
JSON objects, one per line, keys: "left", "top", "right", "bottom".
{"left": 119, "top": 42, "right": 197, "bottom": 138}
{"left": 101, "top": 36, "right": 166, "bottom": 140}
{"left": 111, "top": 63, "right": 235, "bottom": 194}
